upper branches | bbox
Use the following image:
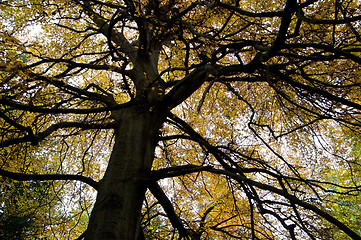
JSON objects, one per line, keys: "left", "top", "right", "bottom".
{"left": 75, "top": 0, "right": 137, "bottom": 63}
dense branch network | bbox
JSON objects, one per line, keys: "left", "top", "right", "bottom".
{"left": 1, "top": 0, "right": 361, "bottom": 239}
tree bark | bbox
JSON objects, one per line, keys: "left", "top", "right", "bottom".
{"left": 85, "top": 106, "right": 164, "bottom": 240}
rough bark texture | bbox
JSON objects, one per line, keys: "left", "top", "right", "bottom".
{"left": 85, "top": 106, "right": 164, "bottom": 240}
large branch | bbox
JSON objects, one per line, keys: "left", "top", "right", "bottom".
{"left": 151, "top": 164, "right": 214, "bottom": 180}
{"left": 161, "top": 133, "right": 360, "bottom": 194}
{"left": 296, "top": 9, "right": 361, "bottom": 24}
{"left": 28, "top": 58, "right": 128, "bottom": 75}
{"left": 218, "top": 0, "right": 318, "bottom": 18}
{"left": 160, "top": 65, "right": 213, "bottom": 110}
{"left": 0, "top": 97, "right": 134, "bottom": 114}
{"left": 263, "top": 0, "right": 297, "bottom": 60}
{"left": 0, "top": 168, "right": 99, "bottom": 190}
{"left": 269, "top": 67, "right": 361, "bottom": 111}
{"left": 217, "top": 2, "right": 283, "bottom": 17}
{"left": 283, "top": 43, "right": 361, "bottom": 64}
{"left": 167, "top": 113, "right": 234, "bottom": 172}
{"left": 147, "top": 181, "right": 195, "bottom": 239}
{"left": 0, "top": 121, "right": 116, "bottom": 148}
{"left": 30, "top": 73, "right": 117, "bottom": 106}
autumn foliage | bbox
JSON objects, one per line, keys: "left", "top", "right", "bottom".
{"left": 1, "top": 0, "right": 361, "bottom": 239}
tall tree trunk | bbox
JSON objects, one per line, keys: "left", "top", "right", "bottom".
{"left": 85, "top": 106, "right": 164, "bottom": 240}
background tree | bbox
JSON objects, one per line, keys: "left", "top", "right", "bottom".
{"left": 1, "top": 0, "right": 361, "bottom": 239}
{"left": 0, "top": 178, "right": 45, "bottom": 239}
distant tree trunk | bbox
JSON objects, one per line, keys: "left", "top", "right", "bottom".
{"left": 85, "top": 106, "right": 164, "bottom": 240}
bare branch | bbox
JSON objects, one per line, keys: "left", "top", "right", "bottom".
{"left": 148, "top": 181, "right": 194, "bottom": 238}
{"left": 0, "top": 168, "right": 99, "bottom": 190}
{"left": 0, "top": 121, "right": 116, "bottom": 148}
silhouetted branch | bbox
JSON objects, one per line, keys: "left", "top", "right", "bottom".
{"left": 0, "top": 168, "right": 99, "bottom": 190}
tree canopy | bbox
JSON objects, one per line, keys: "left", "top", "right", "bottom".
{"left": 1, "top": 0, "right": 361, "bottom": 239}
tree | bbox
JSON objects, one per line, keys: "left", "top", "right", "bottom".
{"left": 1, "top": 0, "right": 361, "bottom": 239}
{"left": 0, "top": 178, "right": 43, "bottom": 239}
